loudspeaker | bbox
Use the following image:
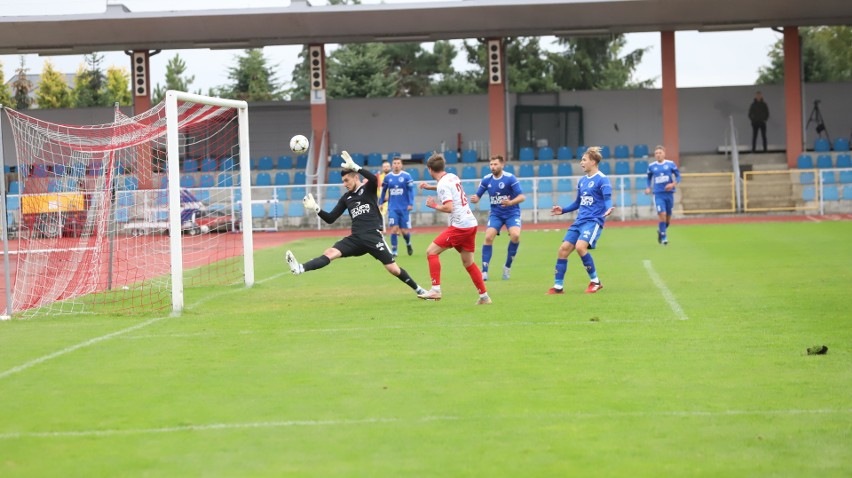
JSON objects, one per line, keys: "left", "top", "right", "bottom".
{"left": 309, "top": 45, "right": 324, "bottom": 91}
{"left": 132, "top": 52, "right": 147, "bottom": 97}
{"left": 487, "top": 39, "right": 502, "bottom": 85}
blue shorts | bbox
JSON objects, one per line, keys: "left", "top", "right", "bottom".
{"left": 387, "top": 209, "right": 411, "bottom": 229}
{"left": 654, "top": 192, "right": 674, "bottom": 215}
{"left": 487, "top": 213, "right": 522, "bottom": 232}
{"left": 563, "top": 220, "right": 603, "bottom": 249}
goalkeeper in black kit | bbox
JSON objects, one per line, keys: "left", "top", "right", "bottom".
{"left": 285, "top": 151, "right": 429, "bottom": 297}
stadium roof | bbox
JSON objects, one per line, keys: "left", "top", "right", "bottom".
{"left": 0, "top": 0, "right": 850, "bottom": 55}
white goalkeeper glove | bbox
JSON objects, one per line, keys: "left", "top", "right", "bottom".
{"left": 340, "top": 150, "right": 361, "bottom": 172}
{"left": 302, "top": 193, "right": 320, "bottom": 214}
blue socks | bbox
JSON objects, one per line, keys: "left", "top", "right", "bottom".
{"left": 554, "top": 258, "right": 568, "bottom": 288}
{"left": 505, "top": 241, "right": 519, "bottom": 269}
{"left": 482, "top": 244, "right": 493, "bottom": 273}
{"left": 391, "top": 234, "right": 398, "bottom": 253}
{"left": 580, "top": 253, "right": 597, "bottom": 280}
{"left": 403, "top": 233, "right": 411, "bottom": 246}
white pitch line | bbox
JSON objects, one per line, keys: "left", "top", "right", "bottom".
{"left": 1, "top": 408, "right": 849, "bottom": 440}
{"left": 643, "top": 259, "right": 688, "bottom": 321}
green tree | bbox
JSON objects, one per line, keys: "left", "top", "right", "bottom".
{"left": 35, "top": 60, "right": 73, "bottom": 109}
{"left": 286, "top": 47, "right": 311, "bottom": 100}
{"left": 103, "top": 66, "right": 132, "bottom": 106}
{"left": 0, "top": 61, "right": 15, "bottom": 107}
{"left": 152, "top": 53, "right": 197, "bottom": 103}
{"left": 213, "top": 49, "right": 283, "bottom": 102}
{"left": 73, "top": 53, "right": 109, "bottom": 107}
{"left": 551, "top": 35, "right": 654, "bottom": 90}
{"left": 757, "top": 26, "right": 852, "bottom": 84}
{"left": 326, "top": 43, "right": 398, "bottom": 98}
{"left": 12, "top": 57, "right": 34, "bottom": 110}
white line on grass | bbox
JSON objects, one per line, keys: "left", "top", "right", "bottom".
{"left": 643, "top": 259, "right": 689, "bottom": 321}
{"left": 1, "top": 408, "right": 849, "bottom": 440}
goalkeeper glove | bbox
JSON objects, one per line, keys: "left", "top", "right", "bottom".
{"left": 302, "top": 193, "right": 320, "bottom": 214}
{"left": 340, "top": 151, "right": 361, "bottom": 172}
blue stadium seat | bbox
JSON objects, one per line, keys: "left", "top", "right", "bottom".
{"left": 446, "top": 166, "right": 458, "bottom": 176}
{"left": 322, "top": 199, "right": 337, "bottom": 211}
{"left": 518, "top": 179, "right": 533, "bottom": 193}
{"left": 87, "top": 162, "right": 103, "bottom": 176}
{"left": 294, "top": 171, "right": 306, "bottom": 184}
{"left": 251, "top": 203, "right": 267, "bottom": 220}
{"left": 519, "top": 164, "right": 535, "bottom": 178}
{"left": 216, "top": 173, "right": 234, "bottom": 187}
{"left": 557, "top": 162, "right": 572, "bottom": 177}
{"left": 614, "top": 145, "right": 630, "bottom": 159}
{"left": 799, "top": 172, "right": 815, "bottom": 184}
{"left": 635, "top": 192, "right": 652, "bottom": 206}
{"left": 538, "top": 195, "right": 555, "bottom": 210}
{"left": 557, "top": 178, "right": 573, "bottom": 192}
{"left": 220, "top": 157, "right": 235, "bottom": 171}
{"left": 159, "top": 176, "right": 168, "bottom": 189}
{"left": 518, "top": 147, "right": 535, "bottom": 161}
{"left": 461, "top": 166, "right": 477, "bottom": 180}
{"left": 9, "top": 181, "right": 20, "bottom": 194}
{"left": 407, "top": 168, "right": 420, "bottom": 181}
{"left": 183, "top": 159, "right": 199, "bottom": 172}
{"left": 287, "top": 201, "right": 303, "bottom": 217}
{"left": 114, "top": 207, "right": 129, "bottom": 223}
{"left": 255, "top": 173, "right": 272, "bottom": 186}
{"left": 556, "top": 146, "right": 573, "bottom": 160}
{"left": 195, "top": 190, "right": 210, "bottom": 203}
{"left": 600, "top": 146, "right": 612, "bottom": 159}
{"left": 576, "top": 146, "right": 588, "bottom": 159}
{"left": 836, "top": 154, "right": 852, "bottom": 168}
{"left": 633, "top": 160, "right": 649, "bottom": 174}
{"left": 326, "top": 185, "right": 342, "bottom": 197}
{"left": 797, "top": 154, "right": 814, "bottom": 169}
{"left": 199, "top": 174, "right": 214, "bottom": 188}
{"left": 274, "top": 172, "right": 291, "bottom": 186}
{"left": 814, "top": 138, "right": 831, "bottom": 152}
{"left": 123, "top": 176, "right": 139, "bottom": 191}
{"left": 6, "top": 196, "right": 20, "bottom": 211}
{"left": 599, "top": 162, "right": 612, "bottom": 175}
{"left": 839, "top": 171, "right": 852, "bottom": 184}
{"left": 387, "top": 152, "right": 401, "bottom": 162}
{"left": 367, "top": 153, "right": 384, "bottom": 167}
{"left": 461, "top": 150, "right": 477, "bottom": 163}
{"left": 273, "top": 187, "right": 289, "bottom": 200}
{"left": 277, "top": 155, "right": 293, "bottom": 169}
{"left": 480, "top": 165, "right": 491, "bottom": 177}
{"left": 633, "top": 144, "right": 650, "bottom": 158}
{"left": 844, "top": 186, "right": 852, "bottom": 200}
{"left": 269, "top": 202, "right": 285, "bottom": 219}
{"left": 834, "top": 138, "right": 850, "bottom": 152}
{"left": 504, "top": 164, "right": 515, "bottom": 175}
{"left": 200, "top": 157, "right": 218, "bottom": 172}
{"left": 257, "top": 156, "right": 274, "bottom": 170}
{"left": 117, "top": 191, "right": 134, "bottom": 207}
{"left": 180, "top": 175, "right": 196, "bottom": 188}
{"left": 538, "top": 147, "right": 554, "bottom": 161}
{"left": 816, "top": 154, "right": 833, "bottom": 169}
{"left": 443, "top": 150, "right": 459, "bottom": 164}
{"left": 823, "top": 185, "right": 840, "bottom": 201}
{"left": 802, "top": 186, "right": 816, "bottom": 201}
{"left": 538, "top": 179, "right": 554, "bottom": 193}
{"left": 556, "top": 193, "right": 573, "bottom": 207}
{"left": 614, "top": 161, "right": 630, "bottom": 175}
{"left": 616, "top": 191, "right": 633, "bottom": 207}
{"left": 291, "top": 186, "right": 306, "bottom": 198}
{"left": 70, "top": 162, "right": 86, "bottom": 178}
{"left": 614, "top": 177, "right": 631, "bottom": 190}
{"left": 48, "top": 179, "right": 62, "bottom": 192}
{"left": 538, "top": 163, "right": 554, "bottom": 177}
{"left": 350, "top": 153, "right": 366, "bottom": 167}
{"left": 821, "top": 171, "right": 836, "bottom": 184}
{"left": 296, "top": 155, "right": 308, "bottom": 169}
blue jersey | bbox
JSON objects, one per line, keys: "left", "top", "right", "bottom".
{"left": 647, "top": 160, "right": 680, "bottom": 194}
{"left": 475, "top": 172, "right": 523, "bottom": 218}
{"left": 564, "top": 172, "right": 612, "bottom": 226}
{"left": 381, "top": 171, "right": 415, "bottom": 211}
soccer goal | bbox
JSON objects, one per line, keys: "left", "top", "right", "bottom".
{"left": 1, "top": 91, "right": 254, "bottom": 317}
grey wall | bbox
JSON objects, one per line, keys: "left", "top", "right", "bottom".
{"left": 3, "top": 81, "right": 851, "bottom": 168}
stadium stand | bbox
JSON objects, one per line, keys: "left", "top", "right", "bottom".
{"left": 556, "top": 146, "right": 573, "bottom": 160}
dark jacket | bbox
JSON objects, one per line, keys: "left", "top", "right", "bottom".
{"left": 749, "top": 99, "right": 769, "bottom": 124}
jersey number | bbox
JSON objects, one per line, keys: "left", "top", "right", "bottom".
{"left": 455, "top": 183, "right": 468, "bottom": 206}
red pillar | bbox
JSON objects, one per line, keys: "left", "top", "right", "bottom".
{"left": 487, "top": 38, "right": 507, "bottom": 160}
{"left": 309, "top": 44, "right": 329, "bottom": 180}
{"left": 660, "top": 31, "right": 680, "bottom": 165}
{"left": 783, "top": 27, "right": 803, "bottom": 167}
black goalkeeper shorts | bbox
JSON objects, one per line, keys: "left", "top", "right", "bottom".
{"left": 333, "top": 231, "right": 395, "bottom": 265}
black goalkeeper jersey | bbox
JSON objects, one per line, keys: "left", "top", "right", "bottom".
{"left": 317, "top": 168, "right": 383, "bottom": 236}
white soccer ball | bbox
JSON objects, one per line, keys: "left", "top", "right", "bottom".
{"left": 290, "top": 134, "right": 310, "bottom": 154}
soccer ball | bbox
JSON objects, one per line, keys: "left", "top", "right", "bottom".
{"left": 290, "top": 134, "right": 309, "bottom": 154}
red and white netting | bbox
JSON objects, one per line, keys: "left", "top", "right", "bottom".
{"left": 4, "top": 98, "right": 248, "bottom": 317}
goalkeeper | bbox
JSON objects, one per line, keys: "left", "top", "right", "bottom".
{"left": 285, "top": 151, "right": 428, "bottom": 297}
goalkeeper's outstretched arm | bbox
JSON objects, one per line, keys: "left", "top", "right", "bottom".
{"left": 318, "top": 197, "right": 347, "bottom": 224}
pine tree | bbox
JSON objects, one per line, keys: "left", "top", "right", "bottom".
{"left": 0, "top": 61, "right": 12, "bottom": 107}
{"left": 13, "top": 57, "right": 34, "bottom": 110}
{"left": 103, "top": 66, "right": 132, "bottom": 106}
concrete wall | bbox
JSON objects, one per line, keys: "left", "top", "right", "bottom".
{"left": 3, "top": 82, "right": 850, "bottom": 168}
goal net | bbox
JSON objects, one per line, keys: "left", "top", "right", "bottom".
{"left": 2, "top": 91, "right": 254, "bottom": 317}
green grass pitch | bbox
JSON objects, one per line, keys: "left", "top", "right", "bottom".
{"left": 1, "top": 220, "right": 850, "bottom": 476}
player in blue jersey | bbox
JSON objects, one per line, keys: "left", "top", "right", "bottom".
{"left": 644, "top": 145, "right": 680, "bottom": 245}
{"left": 380, "top": 156, "right": 416, "bottom": 256}
{"left": 469, "top": 155, "right": 526, "bottom": 281}
{"left": 548, "top": 146, "right": 614, "bottom": 294}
